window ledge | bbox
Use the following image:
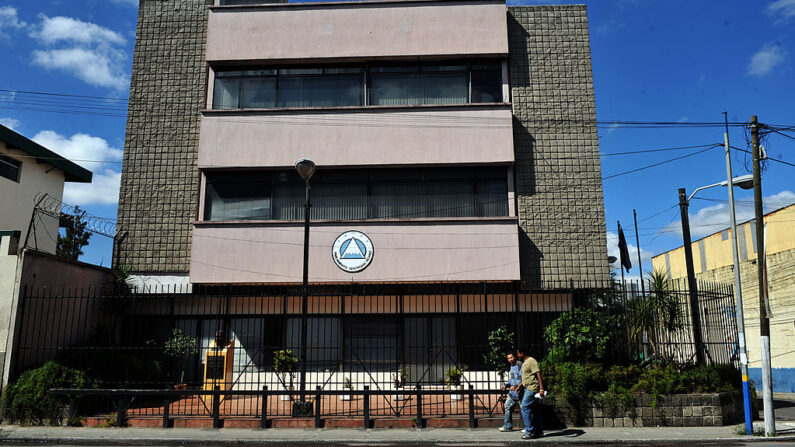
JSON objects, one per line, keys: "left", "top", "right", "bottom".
{"left": 195, "top": 216, "right": 518, "bottom": 226}
{"left": 201, "top": 102, "right": 512, "bottom": 115}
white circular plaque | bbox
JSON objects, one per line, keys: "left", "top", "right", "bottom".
{"left": 331, "top": 231, "right": 374, "bottom": 273}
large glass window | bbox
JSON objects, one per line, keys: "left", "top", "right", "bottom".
{"left": 369, "top": 65, "right": 468, "bottom": 106}
{"left": 211, "top": 62, "right": 503, "bottom": 109}
{"left": 203, "top": 167, "right": 509, "bottom": 221}
{"left": 0, "top": 153, "right": 21, "bottom": 183}
{"left": 204, "top": 172, "right": 271, "bottom": 221}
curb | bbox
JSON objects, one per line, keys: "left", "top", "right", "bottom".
{"left": 1, "top": 434, "right": 795, "bottom": 446}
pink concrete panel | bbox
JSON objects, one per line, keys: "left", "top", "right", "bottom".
{"left": 198, "top": 106, "right": 514, "bottom": 168}
{"left": 207, "top": 2, "right": 509, "bottom": 62}
{"left": 189, "top": 220, "right": 520, "bottom": 283}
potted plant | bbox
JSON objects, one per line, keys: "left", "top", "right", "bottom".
{"left": 273, "top": 349, "right": 298, "bottom": 401}
{"left": 445, "top": 366, "right": 464, "bottom": 401}
{"left": 163, "top": 328, "right": 198, "bottom": 390}
{"left": 341, "top": 377, "right": 353, "bottom": 401}
{"left": 483, "top": 326, "right": 515, "bottom": 386}
{"left": 392, "top": 366, "right": 408, "bottom": 401}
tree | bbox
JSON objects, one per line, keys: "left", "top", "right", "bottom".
{"left": 56, "top": 207, "right": 91, "bottom": 261}
{"left": 483, "top": 325, "right": 515, "bottom": 379}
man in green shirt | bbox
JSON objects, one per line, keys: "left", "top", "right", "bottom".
{"left": 516, "top": 347, "right": 544, "bottom": 439}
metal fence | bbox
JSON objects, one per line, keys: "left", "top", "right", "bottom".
{"left": 11, "top": 279, "right": 738, "bottom": 422}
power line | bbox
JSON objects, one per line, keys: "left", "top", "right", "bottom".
{"left": 730, "top": 145, "right": 795, "bottom": 168}
{"left": 0, "top": 89, "right": 127, "bottom": 102}
{"left": 602, "top": 145, "right": 720, "bottom": 180}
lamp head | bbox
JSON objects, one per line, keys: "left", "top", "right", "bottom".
{"left": 720, "top": 174, "right": 753, "bottom": 190}
{"left": 294, "top": 158, "right": 316, "bottom": 182}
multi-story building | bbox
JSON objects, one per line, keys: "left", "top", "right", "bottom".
{"left": 115, "top": 0, "right": 608, "bottom": 387}
{"left": 652, "top": 204, "right": 795, "bottom": 392}
{"left": 117, "top": 0, "right": 608, "bottom": 289}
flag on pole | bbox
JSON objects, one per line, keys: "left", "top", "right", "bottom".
{"left": 618, "top": 223, "right": 632, "bottom": 273}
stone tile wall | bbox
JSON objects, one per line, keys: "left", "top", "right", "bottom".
{"left": 508, "top": 6, "right": 609, "bottom": 287}
{"left": 567, "top": 393, "right": 744, "bottom": 427}
{"left": 115, "top": 0, "right": 210, "bottom": 273}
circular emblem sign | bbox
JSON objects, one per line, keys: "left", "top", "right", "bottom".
{"left": 332, "top": 231, "right": 374, "bottom": 273}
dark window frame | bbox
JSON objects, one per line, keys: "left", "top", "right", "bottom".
{"left": 0, "top": 153, "right": 21, "bottom": 183}
{"left": 211, "top": 60, "right": 504, "bottom": 110}
{"left": 203, "top": 167, "right": 509, "bottom": 222}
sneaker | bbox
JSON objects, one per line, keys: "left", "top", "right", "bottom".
{"left": 521, "top": 433, "right": 532, "bottom": 440}
{"left": 498, "top": 426, "right": 512, "bottom": 432}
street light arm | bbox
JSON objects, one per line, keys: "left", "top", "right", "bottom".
{"left": 687, "top": 182, "right": 723, "bottom": 202}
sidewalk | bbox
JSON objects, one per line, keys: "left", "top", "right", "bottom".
{"left": 1, "top": 424, "right": 794, "bottom": 446}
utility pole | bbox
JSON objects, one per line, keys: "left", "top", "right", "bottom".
{"left": 633, "top": 209, "right": 645, "bottom": 297}
{"left": 724, "top": 112, "right": 752, "bottom": 435}
{"left": 678, "top": 188, "right": 705, "bottom": 365}
{"left": 751, "top": 115, "right": 775, "bottom": 435}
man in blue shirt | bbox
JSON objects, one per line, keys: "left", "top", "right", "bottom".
{"left": 499, "top": 351, "right": 522, "bottom": 432}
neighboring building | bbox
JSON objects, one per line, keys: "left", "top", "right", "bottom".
{"left": 117, "top": 0, "right": 608, "bottom": 288}
{"left": 652, "top": 204, "right": 795, "bottom": 392}
{"left": 0, "top": 124, "right": 92, "bottom": 386}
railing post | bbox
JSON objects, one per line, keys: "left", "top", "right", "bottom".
{"left": 260, "top": 386, "right": 268, "bottom": 429}
{"left": 162, "top": 398, "right": 170, "bottom": 428}
{"left": 212, "top": 386, "right": 221, "bottom": 429}
{"left": 416, "top": 386, "right": 423, "bottom": 428}
{"left": 363, "top": 386, "right": 370, "bottom": 429}
{"left": 468, "top": 385, "right": 475, "bottom": 428}
{"left": 314, "top": 386, "right": 322, "bottom": 428}
{"left": 116, "top": 397, "right": 125, "bottom": 427}
{"left": 68, "top": 395, "right": 75, "bottom": 422}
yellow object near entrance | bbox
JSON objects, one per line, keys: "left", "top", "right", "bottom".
{"left": 202, "top": 334, "right": 234, "bottom": 407}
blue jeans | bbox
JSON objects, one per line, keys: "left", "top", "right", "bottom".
{"left": 520, "top": 390, "right": 543, "bottom": 435}
{"left": 502, "top": 394, "right": 518, "bottom": 429}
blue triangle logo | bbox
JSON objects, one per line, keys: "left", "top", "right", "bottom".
{"left": 340, "top": 237, "right": 366, "bottom": 259}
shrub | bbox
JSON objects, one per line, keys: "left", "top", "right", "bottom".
{"left": 544, "top": 308, "right": 618, "bottom": 364}
{"left": 3, "top": 362, "right": 91, "bottom": 425}
{"left": 543, "top": 361, "right": 603, "bottom": 424}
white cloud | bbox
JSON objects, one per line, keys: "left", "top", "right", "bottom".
{"left": 0, "top": 117, "right": 21, "bottom": 130}
{"left": 28, "top": 15, "right": 129, "bottom": 91}
{"left": 32, "top": 130, "right": 123, "bottom": 206}
{"left": 766, "top": 0, "right": 795, "bottom": 22}
{"left": 0, "top": 6, "right": 26, "bottom": 37}
{"left": 32, "top": 47, "right": 129, "bottom": 90}
{"left": 62, "top": 168, "right": 121, "bottom": 206}
{"left": 32, "top": 130, "right": 123, "bottom": 170}
{"left": 747, "top": 44, "right": 786, "bottom": 76}
{"left": 663, "top": 190, "right": 795, "bottom": 239}
{"left": 109, "top": 0, "right": 139, "bottom": 6}
{"left": 30, "top": 15, "right": 125, "bottom": 46}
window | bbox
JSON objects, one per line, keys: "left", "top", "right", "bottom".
{"left": 203, "top": 167, "right": 509, "bottom": 222}
{"left": 0, "top": 153, "right": 21, "bottom": 182}
{"left": 211, "top": 62, "right": 504, "bottom": 110}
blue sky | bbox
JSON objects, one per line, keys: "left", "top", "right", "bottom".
{"left": 0, "top": 0, "right": 793, "bottom": 275}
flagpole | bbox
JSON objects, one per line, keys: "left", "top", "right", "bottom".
{"left": 633, "top": 209, "right": 645, "bottom": 297}
{"left": 618, "top": 221, "right": 625, "bottom": 291}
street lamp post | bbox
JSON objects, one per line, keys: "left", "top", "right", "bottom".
{"left": 685, "top": 168, "right": 754, "bottom": 434}
{"left": 294, "top": 158, "right": 315, "bottom": 409}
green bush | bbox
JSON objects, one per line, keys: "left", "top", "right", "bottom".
{"left": 542, "top": 361, "right": 603, "bottom": 424}
{"left": 544, "top": 308, "right": 618, "bottom": 364}
{"left": 2, "top": 362, "right": 91, "bottom": 425}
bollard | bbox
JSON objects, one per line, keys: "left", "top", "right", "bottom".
{"left": 468, "top": 385, "right": 475, "bottom": 428}
{"left": 314, "top": 386, "right": 322, "bottom": 428}
{"left": 212, "top": 386, "right": 221, "bottom": 428}
{"left": 163, "top": 398, "right": 170, "bottom": 428}
{"left": 363, "top": 386, "right": 370, "bottom": 429}
{"left": 260, "top": 386, "right": 268, "bottom": 429}
{"left": 416, "top": 386, "right": 423, "bottom": 428}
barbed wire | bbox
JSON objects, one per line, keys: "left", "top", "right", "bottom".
{"left": 33, "top": 193, "right": 117, "bottom": 238}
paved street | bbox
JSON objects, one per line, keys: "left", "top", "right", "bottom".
{"left": 1, "top": 424, "right": 794, "bottom": 446}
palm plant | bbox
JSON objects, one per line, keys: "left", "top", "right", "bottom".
{"left": 627, "top": 268, "right": 684, "bottom": 362}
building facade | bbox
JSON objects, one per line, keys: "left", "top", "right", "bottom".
{"left": 652, "top": 204, "right": 795, "bottom": 392}
{"left": 116, "top": 0, "right": 608, "bottom": 289}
